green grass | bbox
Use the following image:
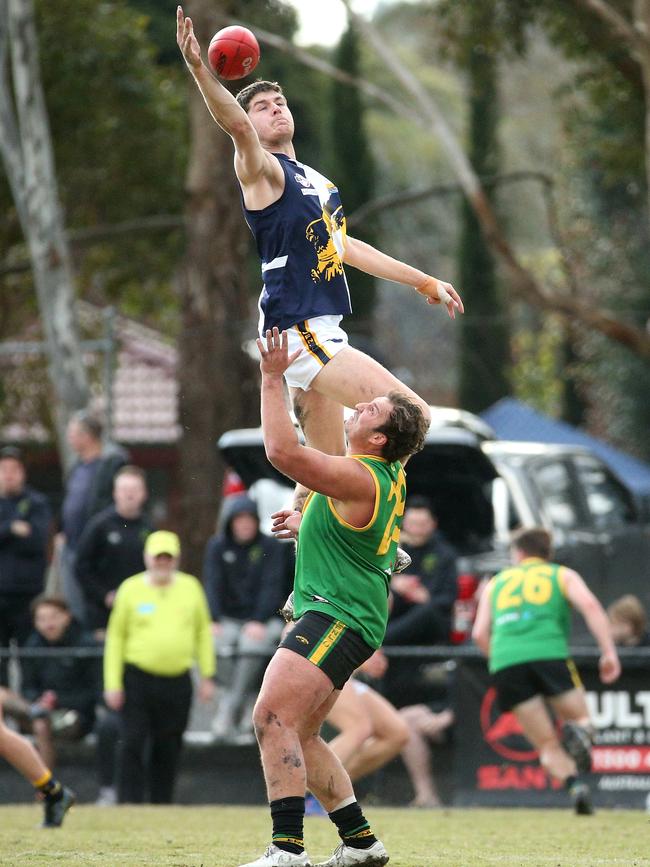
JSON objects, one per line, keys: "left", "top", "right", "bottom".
{"left": 0, "top": 805, "right": 648, "bottom": 866}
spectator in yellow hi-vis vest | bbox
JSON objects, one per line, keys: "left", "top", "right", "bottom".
{"left": 103, "top": 530, "right": 215, "bottom": 803}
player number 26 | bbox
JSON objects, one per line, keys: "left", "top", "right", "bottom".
{"left": 496, "top": 564, "right": 554, "bottom": 610}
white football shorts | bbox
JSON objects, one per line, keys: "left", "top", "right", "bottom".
{"left": 261, "top": 314, "right": 349, "bottom": 391}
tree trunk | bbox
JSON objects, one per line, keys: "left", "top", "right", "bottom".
{"left": 0, "top": 0, "right": 89, "bottom": 467}
{"left": 176, "top": 0, "right": 258, "bottom": 577}
{"left": 458, "top": 1, "right": 510, "bottom": 412}
{"left": 636, "top": 0, "right": 650, "bottom": 220}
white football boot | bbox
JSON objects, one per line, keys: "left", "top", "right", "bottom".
{"left": 238, "top": 844, "right": 312, "bottom": 867}
{"left": 314, "top": 841, "right": 389, "bottom": 867}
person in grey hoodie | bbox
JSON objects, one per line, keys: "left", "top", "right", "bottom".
{"left": 203, "top": 494, "right": 291, "bottom": 740}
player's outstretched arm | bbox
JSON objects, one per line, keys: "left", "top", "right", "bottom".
{"left": 176, "top": 6, "right": 266, "bottom": 184}
{"left": 563, "top": 568, "right": 621, "bottom": 684}
{"left": 342, "top": 235, "right": 464, "bottom": 319}
{"left": 258, "top": 328, "right": 377, "bottom": 503}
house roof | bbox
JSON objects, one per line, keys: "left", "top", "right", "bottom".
{"left": 110, "top": 317, "right": 180, "bottom": 444}
{"left": 481, "top": 398, "right": 650, "bottom": 496}
{"left": 0, "top": 306, "right": 180, "bottom": 445}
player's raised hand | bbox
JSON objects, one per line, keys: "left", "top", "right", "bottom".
{"left": 416, "top": 275, "right": 464, "bottom": 320}
{"left": 271, "top": 508, "right": 302, "bottom": 540}
{"left": 256, "top": 327, "right": 302, "bottom": 377}
{"left": 177, "top": 6, "right": 202, "bottom": 70}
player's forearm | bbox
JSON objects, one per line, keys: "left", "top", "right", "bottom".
{"left": 261, "top": 373, "right": 301, "bottom": 471}
{"left": 343, "top": 236, "right": 428, "bottom": 289}
{"left": 472, "top": 628, "right": 490, "bottom": 656}
{"left": 583, "top": 601, "right": 617, "bottom": 657}
{"left": 189, "top": 62, "right": 249, "bottom": 136}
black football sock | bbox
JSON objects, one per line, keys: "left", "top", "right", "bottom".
{"left": 271, "top": 796, "right": 305, "bottom": 854}
{"left": 565, "top": 775, "right": 578, "bottom": 791}
{"left": 328, "top": 801, "right": 377, "bottom": 850}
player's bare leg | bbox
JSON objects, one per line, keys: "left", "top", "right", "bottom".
{"left": 514, "top": 696, "right": 576, "bottom": 780}
{"left": 300, "top": 695, "right": 389, "bottom": 867}
{"left": 252, "top": 649, "right": 334, "bottom": 800}
{"left": 311, "top": 346, "right": 431, "bottom": 427}
{"left": 548, "top": 687, "right": 594, "bottom": 774}
{"left": 0, "top": 703, "right": 75, "bottom": 827}
{"left": 0, "top": 710, "right": 49, "bottom": 783}
{"left": 290, "top": 388, "right": 345, "bottom": 509}
{"left": 514, "top": 695, "right": 593, "bottom": 815}
{"left": 299, "top": 693, "right": 354, "bottom": 810}
{"left": 328, "top": 683, "right": 409, "bottom": 782}
{"left": 548, "top": 687, "right": 592, "bottom": 729}
{"left": 399, "top": 704, "right": 453, "bottom": 807}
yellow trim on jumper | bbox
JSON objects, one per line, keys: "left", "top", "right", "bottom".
{"left": 326, "top": 459, "right": 381, "bottom": 532}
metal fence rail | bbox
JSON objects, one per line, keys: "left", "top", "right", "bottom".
{"left": 2, "top": 644, "right": 649, "bottom": 660}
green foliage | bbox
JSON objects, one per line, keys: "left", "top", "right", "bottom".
{"left": 329, "top": 24, "right": 377, "bottom": 336}
{"left": 452, "top": 1, "right": 510, "bottom": 412}
{"left": 27, "top": 0, "right": 187, "bottom": 322}
{"left": 512, "top": 315, "right": 565, "bottom": 416}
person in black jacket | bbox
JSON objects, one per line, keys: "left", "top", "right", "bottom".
{"left": 0, "top": 594, "right": 99, "bottom": 771}
{"left": 384, "top": 496, "right": 458, "bottom": 646}
{"left": 59, "top": 411, "right": 128, "bottom": 624}
{"left": 203, "top": 494, "right": 290, "bottom": 740}
{"left": 75, "top": 465, "right": 152, "bottom": 639}
{"left": 0, "top": 446, "right": 52, "bottom": 686}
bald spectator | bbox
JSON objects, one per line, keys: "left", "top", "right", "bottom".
{"left": 0, "top": 446, "right": 51, "bottom": 686}
{"left": 60, "top": 411, "right": 127, "bottom": 623}
{"left": 75, "top": 466, "right": 152, "bottom": 641}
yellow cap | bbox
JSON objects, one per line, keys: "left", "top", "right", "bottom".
{"left": 144, "top": 530, "right": 180, "bottom": 558}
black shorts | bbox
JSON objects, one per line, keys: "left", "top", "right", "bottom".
{"left": 492, "top": 658, "right": 583, "bottom": 712}
{"left": 279, "top": 611, "right": 375, "bottom": 690}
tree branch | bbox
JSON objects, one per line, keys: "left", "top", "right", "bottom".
{"left": 0, "top": 0, "right": 27, "bottom": 228}
{"left": 573, "top": 0, "right": 649, "bottom": 56}
{"left": 339, "top": 0, "right": 650, "bottom": 358}
{"left": 212, "top": 11, "right": 423, "bottom": 126}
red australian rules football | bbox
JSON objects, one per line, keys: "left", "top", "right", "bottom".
{"left": 208, "top": 25, "right": 260, "bottom": 81}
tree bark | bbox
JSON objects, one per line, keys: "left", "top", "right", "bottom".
{"left": 1, "top": 0, "right": 89, "bottom": 467}
{"left": 636, "top": 0, "right": 650, "bottom": 219}
{"left": 176, "top": 0, "right": 258, "bottom": 576}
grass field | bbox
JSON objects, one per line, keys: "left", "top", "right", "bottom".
{"left": 0, "top": 804, "right": 648, "bottom": 866}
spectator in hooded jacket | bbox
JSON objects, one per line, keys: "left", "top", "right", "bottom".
{"left": 203, "top": 494, "right": 291, "bottom": 740}
{"left": 0, "top": 446, "right": 52, "bottom": 686}
{"left": 75, "top": 465, "right": 152, "bottom": 640}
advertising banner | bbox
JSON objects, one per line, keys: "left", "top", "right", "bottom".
{"left": 453, "top": 654, "right": 650, "bottom": 809}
